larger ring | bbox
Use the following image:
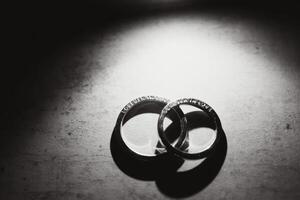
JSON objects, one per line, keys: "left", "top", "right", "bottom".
{"left": 157, "top": 98, "right": 222, "bottom": 160}
{"left": 113, "top": 96, "right": 187, "bottom": 161}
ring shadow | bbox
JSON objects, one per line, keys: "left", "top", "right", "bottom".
{"left": 110, "top": 108, "right": 227, "bottom": 198}
{"left": 155, "top": 111, "right": 227, "bottom": 198}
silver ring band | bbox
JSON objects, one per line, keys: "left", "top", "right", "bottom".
{"left": 157, "top": 98, "right": 222, "bottom": 160}
{"left": 114, "top": 96, "right": 187, "bottom": 160}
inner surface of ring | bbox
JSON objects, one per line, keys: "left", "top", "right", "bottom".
{"left": 121, "top": 101, "right": 184, "bottom": 157}
{"left": 163, "top": 105, "right": 217, "bottom": 154}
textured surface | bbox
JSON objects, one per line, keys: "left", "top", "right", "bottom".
{"left": 1, "top": 6, "right": 300, "bottom": 200}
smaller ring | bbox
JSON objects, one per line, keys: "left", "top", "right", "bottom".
{"left": 113, "top": 96, "right": 187, "bottom": 161}
{"left": 157, "top": 98, "right": 222, "bottom": 160}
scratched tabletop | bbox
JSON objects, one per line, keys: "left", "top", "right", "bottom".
{"left": 1, "top": 5, "right": 300, "bottom": 200}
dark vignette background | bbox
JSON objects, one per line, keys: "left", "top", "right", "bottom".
{"left": 1, "top": 0, "right": 300, "bottom": 199}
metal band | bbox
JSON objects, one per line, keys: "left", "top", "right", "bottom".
{"left": 157, "top": 98, "right": 222, "bottom": 160}
{"left": 113, "top": 96, "right": 187, "bottom": 160}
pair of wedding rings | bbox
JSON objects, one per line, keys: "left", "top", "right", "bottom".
{"left": 113, "top": 96, "right": 222, "bottom": 160}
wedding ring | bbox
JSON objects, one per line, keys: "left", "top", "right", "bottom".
{"left": 113, "top": 96, "right": 187, "bottom": 160}
{"left": 157, "top": 98, "right": 222, "bottom": 160}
